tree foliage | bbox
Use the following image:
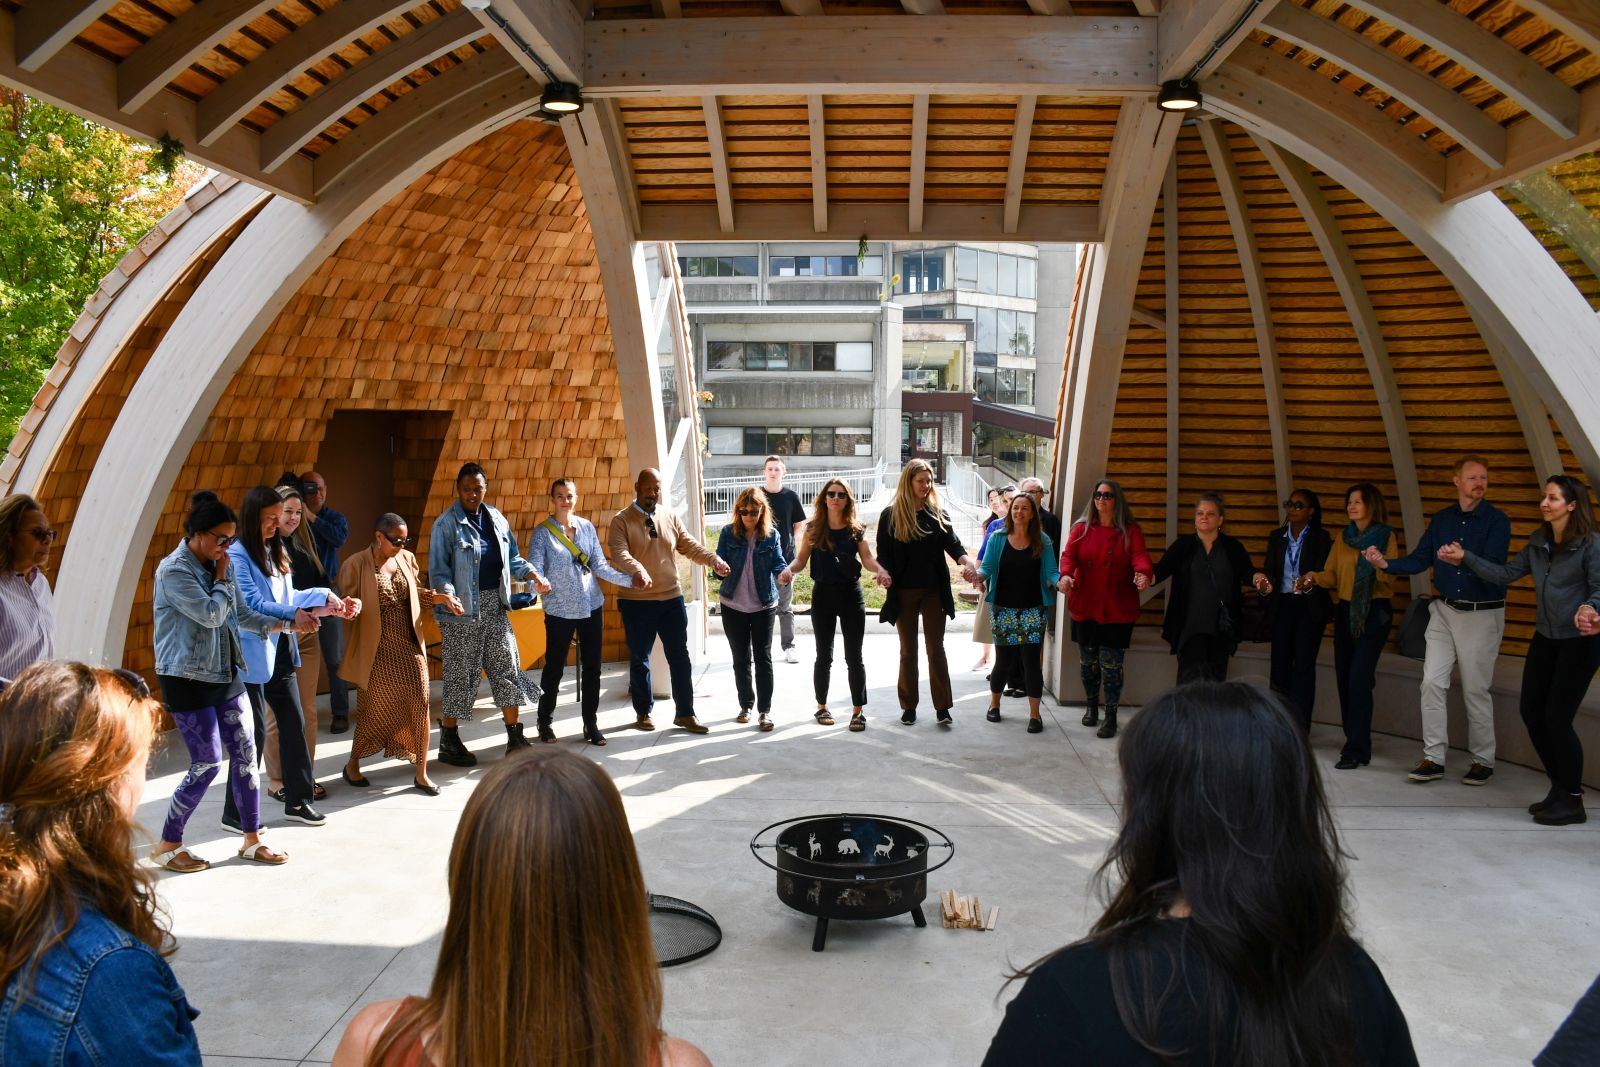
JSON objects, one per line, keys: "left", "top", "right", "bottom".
{"left": 0, "top": 91, "right": 205, "bottom": 450}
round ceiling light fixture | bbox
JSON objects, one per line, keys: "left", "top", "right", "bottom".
{"left": 1156, "top": 79, "right": 1203, "bottom": 112}
{"left": 539, "top": 82, "right": 584, "bottom": 115}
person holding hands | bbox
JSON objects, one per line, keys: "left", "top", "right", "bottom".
{"left": 979, "top": 492, "right": 1063, "bottom": 734}
{"left": 715, "top": 488, "right": 789, "bottom": 731}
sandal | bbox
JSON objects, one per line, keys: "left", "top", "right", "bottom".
{"left": 313, "top": 783, "right": 328, "bottom": 802}
{"left": 735, "top": 709, "right": 751, "bottom": 724}
{"left": 758, "top": 712, "right": 774, "bottom": 732}
{"left": 814, "top": 707, "right": 835, "bottom": 726}
{"left": 150, "top": 847, "right": 210, "bottom": 873}
{"left": 238, "top": 841, "right": 288, "bottom": 865}
{"left": 849, "top": 711, "right": 867, "bottom": 732}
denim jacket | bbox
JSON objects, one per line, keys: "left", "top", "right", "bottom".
{"left": 152, "top": 542, "right": 280, "bottom": 684}
{"left": 715, "top": 527, "right": 788, "bottom": 608}
{"left": 0, "top": 904, "right": 201, "bottom": 1066}
{"left": 428, "top": 501, "right": 535, "bottom": 619}
{"left": 227, "top": 541, "right": 334, "bottom": 684}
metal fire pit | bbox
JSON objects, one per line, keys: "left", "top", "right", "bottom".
{"left": 751, "top": 813, "right": 954, "bottom": 951}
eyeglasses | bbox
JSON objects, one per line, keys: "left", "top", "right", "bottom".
{"left": 824, "top": 490, "right": 849, "bottom": 500}
{"left": 27, "top": 527, "right": 58, "bottom": 543}
{"left": 1092, "top": 491, "right": 1115, "bottom": 501}
{"left": 111, "top": 667, "right": 151, "bottom": 699}
{"left": 381, "top": 533, "right": 414, "bottom": 547}
{"left": 644, "top": 516, "right": 658, "bottom": 539}
{"left": 1283, "top": 500, "right": 1310, "bottom": 510}
{"left": 737, "top": 507, "right": 760, "bottom": 516}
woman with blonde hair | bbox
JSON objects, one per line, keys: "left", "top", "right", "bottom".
{"left": 0, "top": 661, "right": 203, "bottom": 1064}
{"left": 875, "top": 459, "right": 981, "bottom": 727}
{"left": 331, "top": 749, "right": 712, "bottom": 1067}
{"left": 714, "top": 487, "right": 789, "bottom": 731}
{"left": 780, "top": 479, "right": 890, "bottom": 732}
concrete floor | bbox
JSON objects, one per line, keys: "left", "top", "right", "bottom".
{"left": 134, "top": 628, "right": 1600, "bottom": 1066}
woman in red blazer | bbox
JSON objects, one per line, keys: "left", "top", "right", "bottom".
{"left": 1060, "top": 480, "right": 1154, "bottom": 739}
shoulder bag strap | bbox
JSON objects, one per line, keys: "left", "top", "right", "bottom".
{"left": 541, "top": 518, "right": 591, "bottom": 571}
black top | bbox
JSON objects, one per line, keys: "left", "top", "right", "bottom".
{"left": 285, "top": 536, "right": 326, "bottom": 591}
{"left": 808, "top": 526, "right": 864, "bottom": 585}
{"left": 1262, "top": 523, "right": 1335, "bottom": 627}
{"left": 1181, "top": 543, "right": 1233, "bottom": 644}
{"left": 984, "top": 924, "right": 1418, "bottom": 1067}
{"left": 1154, "top": 533, "right": 1255, "bottom": 654}
{"left": 875, "top": 508, "right": 967, "bottom": 624}
{"left": 765, "top": 487, "right": 807, "bottom": 558}
{"left": 1039, "top": 505, "right": 1062, "bottom": 547}
{"left": 467, "top": 506, "right": 503, "bottom": 592}
{"left": 996, "top": 542, "right": 1044, "bottom": 610}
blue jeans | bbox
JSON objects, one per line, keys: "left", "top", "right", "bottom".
{"left": 618, "top": 596, "right": 695, "bottom": 720}
{"left": 1333, "top": 599, "right": 1393, "bottom": 762}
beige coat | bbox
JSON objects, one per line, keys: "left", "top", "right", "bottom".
{"left": 338, "top": 544, "right": 426, "bottom": 691}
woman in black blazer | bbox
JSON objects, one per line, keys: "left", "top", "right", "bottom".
{"left": 1154, "top": 493, "right": 1256, "bottom": 684}
{"left": 1252, "top": 489, "right": 1334, "bottom": 731}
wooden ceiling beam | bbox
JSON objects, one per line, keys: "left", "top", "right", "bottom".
{"left": 1027, "top": 0, "right": 1076, "bottom": 13}
{"left": 909, "top": 93, "right": 929, "bottom": 234}
{"left": 650, "top": 0, "right": 684, "bottom": 16}
{"left": 807, "top": 95, "right": 828, "bottom": 233}
{"left": 1444, "top": 81, "right": 1600, "bottom": 201}
{"left": 1158, "top": 0, "right": 1278, "bottom": 82}
{"left": 118, "top": 0, "right": 281, "bottom": 113}
{"left": 1260, "top": 3, "right": 1507, "bottom": 169}
{"left": 1133, "top": 0, "right": 1160, "bottom": 13}
{"left": 1003, "top": 95, "right": 1037, "bottom": 234}
{"left": 1511, "top": 0, "right": 1600, "bottom": 58}
{"left": 0, "top": 9, "right": 312, "bottom": 202}
{"left": 583, "top": 17, "right": 1155, "bottom": 96}
{"left": 702, "top": 96, "right": 735, "bottom": 233}
{"left": 489, "top": 0, "right": 584, "bottom": 84}
{"left": 197, "top": 0, "right": 416, "bottom": 147}
{"left": 1130, "top": 303, "right": 1166, "bottom": 331}
{"left": 14, "top": 0, "right": 119, "bottom": 72}
{"left": 900, "top": 0, "right": 947, "bottom": 13}
{"left": 258, "top": 8, "right": 484, "bottom": 172}
{"left": 1348, "top": 0, "right": 1580, "bottom": 139}
{"left": 635, "top": 201, "right": 1099, "bottom": 243}
{"left": 779, "top": 0, "right": 826, "bottom": 12}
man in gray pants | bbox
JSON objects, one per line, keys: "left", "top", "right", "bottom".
{"left": 1365, "top": 456, "right": 1511, "bottom": 785}
{"left": 761, "top": 455, "right": 807, "bottom": 663}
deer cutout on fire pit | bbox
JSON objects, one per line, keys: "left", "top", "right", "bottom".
{"left": 808, "top": 833, "right": 821, "bottom": 859}
{"left": 885, "top": 885, "right": 903, "bottom": 904}
{"left": 806, "top": 880, "right": 821, "bottom": 906}
{"left": 837, "top": 837, "right": 861, "bottom": 856}
{"left": 836, "top": 887, "right": 867, "bottom": 907}
{"left": 783, "top": 876, "right": 795, "bottom": 895}
{"left": 875, "top": 835, "right": 894, "bottom": 859}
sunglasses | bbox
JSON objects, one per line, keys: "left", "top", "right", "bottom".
{"left": 737, "top": 507, "right": 761, "bottom": 516}
{"left": 27, "top": 527, "right": 58, "bottom": 543}
{"left": 644, "top": 516, "right": 659, "bottom": 539}
{"left": 382, "top": 533, "right": 414, "bottom": 547}
{"left": 1283, "top": 500, "right": 1310, "bottom": 510}
{"left": 1092, "top": 491, "right": 1115, "bottom": 501}
{"left": 111, "top": 667, "right": 151, "bottom": 699}
{"left": 208, "top": 532, "right": 236, "bottom": 548}
{"left": 824, "top": 490, "right": 849, "bottom": 500}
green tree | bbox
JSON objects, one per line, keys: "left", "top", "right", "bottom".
{"left": 0, "top": 91, "right": 204, "bottom": 449}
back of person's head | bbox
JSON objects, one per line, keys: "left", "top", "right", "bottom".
{"left": 1092, "top": 681, "right": 1356, "bottom": 1066}
{"left": 0, "top": 662, "right": 167, "bottom": 988}
{"left": 370, "top": 749, "right": 660, "bottom": 1067}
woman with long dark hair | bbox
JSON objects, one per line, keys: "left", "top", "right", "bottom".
{"left": 0, "top": 662, "right": 203, "bottom": 1063}
{"left": 1153, "top": 493, "right": 1255, "bottom": 686}
{"left": 330, "top": 749, "right": 711, "bottom": 1067}
{"left": 978, "top": 492, "right": 1063, "bottom": 734}
{"left": 267, "top": 477, "right": 330, "bottom": 802}
{"left": 715, "top": 487, "right": 789, "bottom": 731}
{"left": 780, "top": 478, "right": 889, "bottom": 732}
{"left": 0, "top": 493, "right": 57, "bottom": 682}
{"left": 971, "top": 484, "right": 1016, "bottom": 674}
{"left": 984, "top": 681, "right": 1418, "bottom": 1066}
{"left": 876, "top": 459, "right": 980, "bottom": 727}
{"left": 1060, "top": 479, "right": 1154, "bottom": 739}
{"left": 1253, "top": 488, "right": 1334, "bottom": 731}
{"left": 1444, "top": 475, "right": 1600, "bottom": 825}
{"left": 1296, "top": 483, "right": 1395, "bottom": 770}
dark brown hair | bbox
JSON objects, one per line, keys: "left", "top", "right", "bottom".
{"left": 1343, "top": 483, "right": 1388, "bottom": 527}
{"left": 1544, "top": 475, "right": 1597, "bottom": 544}
{"left": 0, "top": 493, "right": 44, "bottom": 573}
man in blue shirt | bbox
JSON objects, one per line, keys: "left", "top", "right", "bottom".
{"left": 1365, "top": 456, "right": 1510, "bottom": 786}
{"left": 301, "top": 471, "right": 352, "bottom": 731}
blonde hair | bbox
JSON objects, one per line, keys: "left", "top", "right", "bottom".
{"left": 0, "top": 662, "right": 167, "bottom": 990}
{"left": 730, "top": 487, "right": 774, "bottom": 542}
{"left": 807, "top": 479, "right": 863, "bottom": 548}
{"left": 889, "top": 459, "right": 945, "bottom": 541}
{"left": 368, "top": 750, "right": 662, "bottom": 1067}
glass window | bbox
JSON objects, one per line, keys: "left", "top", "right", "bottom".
{"left": 997, "top": 309, "right": 1018, "bottom": 354}
{"left": 707, "top": 426, "right": 743, "bottom": 454}
{"left": 813, "top": 342, "right": 836, "bottom": 371}
{"left": 903, "top": 368, "right": 940, "bottom": 391}
{"left": 835, "top": 342, "right": 873, "bottom": 371}
{"left": 860, "top": 255, "right": 884, "bottom": 276}
{"left": 790, "top": 342, "right": 812, "bottom": 372}
{"left": 999, "top": 254, "right": 1017, "bottom": 297}
{"left": 924, "top": 249, "right": 946, "bottom": 291}
{"left": 956, "top": 247, "right": 978, "bottom": 289}
{"left": 744, "top": 428, "right": 767, "bottom": 454}
{"left": 976, "top": 368, "right": 997, "bottom": 402}
{"left": 975, "top": 307, "right": 997, "bottom": 355}
{"left": 836, "top": 427, "right": 872, "bottom": 457}
{"left": 708, "top": 341, "right": 743, "bottom": 372}
{"left": 1015, "top": 311, "right": 1034, "bottom": 356}
{"left": 771, "top": 256, "right": 796, "bottom": 277}
{"left": 899, "top": 252, "right": 920, "bottom": 293}
{"left": 744, "top": 343, "right": 767, "bottom": 371}
{"left": 977, "top": 251, "right": 998, "bottom": 294}
{"left": 1016, "top": 369, "right": 1034, "bottom": 407}
{"left": 812, "top": 428, "right": 835, "bottom": 456}
{"left": 764, "top": 342, "right": 789, "bottom": 371}
{"left": 767, "top": 429, "right": 797, "bottom": 455}
{"left": 974, "top": 350, "right": 997, "bottom": 367}
{"left": 1019, "top": 257, "right": 1036, "bottom": 299}
{"left": 733, "top": 256, "right": 758, "bottom": 277}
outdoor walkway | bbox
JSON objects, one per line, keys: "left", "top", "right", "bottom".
{"left": 136, "top": 629, "right": 1599, "bottom": 1066}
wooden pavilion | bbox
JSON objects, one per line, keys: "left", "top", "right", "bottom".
{"left": 2, "top": 0, "right": 1599, "bottom": 774}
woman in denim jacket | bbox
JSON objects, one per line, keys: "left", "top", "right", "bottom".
{"left": 227, "top": 486, "right": 353, "bottom": 831}
{"left": 715, "top": 487, "right": 789, "bottom": 731}
{"left": 0, "top": 661, "right": 202, "bottom": 1066}
{"left": 149, "top": 491, "right": 291, "bottom": 869}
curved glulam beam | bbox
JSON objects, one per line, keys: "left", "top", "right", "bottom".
{"left": 1209, "top": 56, "right": 1600, "bottom": 486}
{"left": 196, "top": 0, "right": 420, "bottom": 148}
{"left": 1158, "top": 0, "right": 1277, "bottom": 82}
{"left": 259, "top": 8, "right": 484, "bottom": 172}
{"left": 1347, "top": 0, "right": 1580, "bottom": 139}
{"left": 1260, "top": 3, "right": 1507, "bottom": 169}
{"left": 118, "top": 0, "right": 281, "bottom": 114}
{"left": 14, "top": 0, "right": 118, "bottom": 72}
{"left": 1513, "top": 0, "right": 1600, "bottom": 57}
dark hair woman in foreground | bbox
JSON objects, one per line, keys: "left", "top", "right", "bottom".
{"left": 984, "top": 681, "right": 1418, "bottom": 1067}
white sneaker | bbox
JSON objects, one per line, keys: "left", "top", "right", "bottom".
{"left": 784, "top": 647, "right": 799, "bottom": 664}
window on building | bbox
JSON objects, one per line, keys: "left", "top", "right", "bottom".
{"left": 708, "top": 426, "right": 744, "bottom": 454}
{"left": 835, "top": 342, "right": 873, "bottom": 372}
{"left": 813, "top": 342, "right": 836, "bottom": 371}
{"left": 704, "top": 338, "right": 872, "bottom": 373}
{"left": 712, "top": 427, "right": 872, "bottom": 456}
{"left": 902, "top": 307, "right": 949, "bottom": 320}
{"left": 977, "top": 251, "right": 998, "bottom": 294}
{"left": 956, "top": 247, "right": 978, "bottom": 289}
{"left": 903, "top": 368, "right": 941, "bottom": 391}
{"left": 1019, "top": 257, "right": 1036, "bottom": 299}
{"left": 836, "top": 427, "right": 873, "bottom": 457}
{"left": 708, "top": 341, "right": 744, "bottom": 372}
{"left": 790, "top": 342, "right": 812, "bottom": 371}
{"left": 744, "top": 427, "right": 769, "bottom": 454}
{"left": 771, "top": 255, "right": 882, "bottom": 277}
{"left": 998, "top": 254, "right": 1018, "bottom": 297}
{"left": 678, "top": 255, "right": 757, "bottom": 278}
{"left": 974, "top": 368, "right": 1036, "bottom": 407}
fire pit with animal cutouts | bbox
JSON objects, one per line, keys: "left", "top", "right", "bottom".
{"left": 750, "top": 814, "right": 954, "bottom": 951}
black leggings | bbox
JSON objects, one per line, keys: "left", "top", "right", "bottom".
{"left": 991, "top": 642, "right": 1043, "bottom": 700}
{"left": 812, "top": 582, "right": 867, "bottom": 707}
{"left": 538, "top": 608, "right": 603, "bottom": 725}
{"left": 1521, "top": 632, "right": 1600, "bottom": 794}
{"left": 225, "top": 634, "right": 313, "bottom": 819}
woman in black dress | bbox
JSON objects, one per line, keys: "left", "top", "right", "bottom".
{"left": 1154, "top": 492, "right": 1255, "bottom": 684}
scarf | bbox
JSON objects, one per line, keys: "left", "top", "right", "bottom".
{"left": 1343, "top": 522, "right": 1391, "bottom": 637}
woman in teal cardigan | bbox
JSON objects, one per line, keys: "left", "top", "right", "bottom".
{"left": 979, "top": 493, "right": 1067, "bottom": 734}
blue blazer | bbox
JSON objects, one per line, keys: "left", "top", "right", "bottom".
{"left": 227, "top": 541, "right": 333, "bottom": 684}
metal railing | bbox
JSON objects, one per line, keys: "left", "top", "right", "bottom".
{"left": 940, "top": 457, "right": 1000, "bottom": 552}
{"left": 702, "top": 460, "right": 888, "bottom": 522}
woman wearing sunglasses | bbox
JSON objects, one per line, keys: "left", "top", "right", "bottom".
{"left": 781, "top": 479, "right": 890, "bottom": 732}
{"left": 716, "top": 487, "right": 790, "bottom": 731}
{"left": 339, "top": 514, "right": 445, "bottom": 793}
{"left": 0, "top": 493, "right": 57, "bottom": 683}
{"left": 1252, "top": 489, "right": 1333, "bottom": 731}
{"left": 150, "top": 490, "right": 291, "bottom": 869}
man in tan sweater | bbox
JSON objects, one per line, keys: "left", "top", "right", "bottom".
{"left": 609, "top": 468, "right": 729, "bottom": 734}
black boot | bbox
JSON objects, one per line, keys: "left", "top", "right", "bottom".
{"left": 1081, "top": 700, "right": 1100, "bottom": 728}
{"left": 1533, "top": 792, "right": 1586, "bottom": 826}
{"left": 437, "top": 725, "right": 477, "bottom": 767}
{"left": 1096, "top": 706, "right": 1119, "bottom": 739}
{"left": 536, "top": 718, "right": 557, "bottom": 744}
{"left": 1528, "top": 786, "right": 1561, "bottom": 815}
{"left": 506, "top": 721, "right": 530, "bottom": 753}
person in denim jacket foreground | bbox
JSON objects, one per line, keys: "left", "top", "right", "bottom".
{"left": 0, "top": 661, "right": 203, "bottom": 1067}
{"left": 714, "top": 487, "right": 789, "bottom": 732}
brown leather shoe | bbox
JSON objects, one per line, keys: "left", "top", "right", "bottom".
{"left": 672, "top": 716, "right": 709, "bottom": 734}
{"left": 632, "top": 716, "right": 655, "bottom": 731}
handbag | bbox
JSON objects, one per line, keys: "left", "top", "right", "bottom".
{"left": 1398, "top": 595, "right": 1433, "bottom": 660}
